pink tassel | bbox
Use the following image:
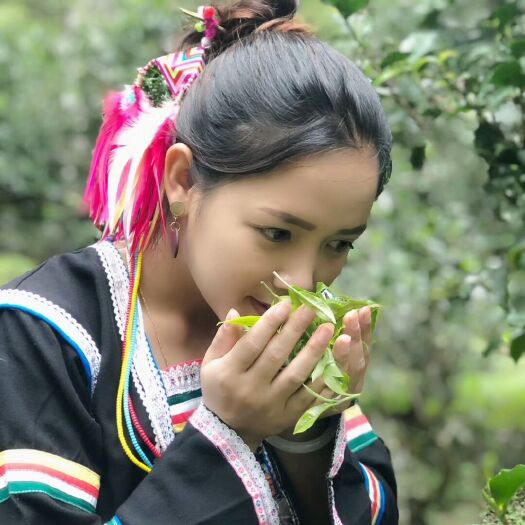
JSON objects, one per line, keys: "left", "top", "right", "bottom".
{"left": 83, "top": 85, "right": 146, "bottom": 230}
{"left": 83, "top": 81, "right": 179, "bottom": 253}
{"left": 129, "top": 115, "right": 176, "bottom": 253}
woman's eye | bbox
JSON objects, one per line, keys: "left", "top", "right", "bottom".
{"left": 258, "top": 228, "right": 291, "bottom": 242}
{"left": 256, "top": 227, "right": 354, "bottom": 253}
{"left": 328, "top": 240, "right": 355, "bottom": 253}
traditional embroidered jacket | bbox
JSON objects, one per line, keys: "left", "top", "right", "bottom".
{"left": 0, "top": 240, "right": 399, "bottom": 524}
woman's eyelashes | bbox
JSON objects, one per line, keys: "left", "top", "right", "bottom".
{"left": 257, "top": 227, "right": 290, "bottom": 242}
{"left": 330, "top": 240, "right": 355, "bottom": 253}
{"left": 255, "top": 227, "right": 355, "bottom": 253}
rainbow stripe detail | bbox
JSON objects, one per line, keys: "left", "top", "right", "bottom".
{"left": 0, "top": 449, "right": 100, "bottom": 514}
{"left": 343, "top": 404, "right": 378, "bottom": 453}
{"left": 359, "top": 463, "right": 385, "bottom": 525}
{"left": 168, "top": 389, "right": 202, "bottom": 433}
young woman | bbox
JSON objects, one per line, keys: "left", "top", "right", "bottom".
{"left": 0, "top": 0, "right": 398, "bottom": 523}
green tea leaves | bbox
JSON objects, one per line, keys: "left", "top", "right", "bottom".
{"left": 221, "top": 272, "right": 382, "bottom": 433}
{"left": 274, "top": 272, "right": 336, "bottom": 323}
{"left": 218, "top": 315, "right": 261, "bottom": 329}
{"left": 323, "top": 363, "right": 350, "bottom": 396}
{"left": 294, "top": 384, "right": 361, "bottom": 433}
{"left": 294, "top": 403, "right": 333, "bottom": 434}
{"left": 311, "top": 349, "right": 331, "bottom": 382}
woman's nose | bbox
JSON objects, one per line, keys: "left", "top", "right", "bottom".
{"left": 273, "top": 270, "right": 315, "bottom": 294}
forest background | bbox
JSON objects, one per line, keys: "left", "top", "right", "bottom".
{"left": 1, "top": 0, "right": 524, "bottom": 523}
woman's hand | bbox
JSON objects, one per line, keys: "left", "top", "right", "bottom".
{"left": 201, "top": 301, "right": 335, "bottom": 451}
{"left": 306, "top": 306, "right": 372, "bottom": 418}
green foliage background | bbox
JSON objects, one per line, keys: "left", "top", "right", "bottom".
{"left": 1, "top": 0, "right": 524, "bottom": 523}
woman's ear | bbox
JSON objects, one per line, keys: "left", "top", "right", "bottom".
{"left": 163, "top": 143, "right": 194, "bottom": 204}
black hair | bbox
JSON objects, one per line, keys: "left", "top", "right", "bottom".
{"left": 173, "top": 0, "right": 392, "bottom": 200}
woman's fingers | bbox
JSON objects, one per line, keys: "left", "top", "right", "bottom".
{"left": 250, "top": 304, "right": 318, "bottom": 380}
{"left": 226, "top": 300, "right": 292, "bottom": 371}
{"left": 289, "top": 333, "right": 350, "bottom": 407}
{"left": 359, "top": 307, "right": 372, "bottom": 358}
{"left": 287, "top": 307, "right": 372, "bottom": 412}
{"left": 271, "top": 322, "right": 334, "bottom": 397}
{"left": 202, "top": 308, "right": 243, "bottom": 366}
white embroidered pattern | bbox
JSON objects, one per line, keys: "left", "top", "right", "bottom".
{"left": 189, "top": 404, "right": 279, "bottom": 525}
{"left": 0, "top": 289, "right": 101, "bottom": 395}
{"left": 161, "top": 360, "right": 202, "bottom": 396}
{"left": 327, "top": 415, "right": 346, "bottom": 525}
{"left": 132, "top": 306, "right": 174, "bottom": 451}
{"left": 91, "top": 240, "right": 173, "bottom": 452}
{"left": 328, "top": 480, "right": 344, "bottom": 525}
{"left": 328, "top": 414, "right": 346, "bottom": 478}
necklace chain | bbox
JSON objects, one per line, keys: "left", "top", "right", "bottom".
{"left": 139, "top": 288, "right": 170, "bottom": 370}
{"left": 117, "top": 243, "right": 170, "bottom": 370}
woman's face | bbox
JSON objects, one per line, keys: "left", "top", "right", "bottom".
{"left": 182, "top": 147, "right": 379, "bottom": 321}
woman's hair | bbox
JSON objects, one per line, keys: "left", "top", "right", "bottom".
{"left": 173, "top": 0, "right": 392, "bottom": 200}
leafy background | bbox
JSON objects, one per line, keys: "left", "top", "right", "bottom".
{"left": 1, "top": 0, "right": 524, "bottom": 523}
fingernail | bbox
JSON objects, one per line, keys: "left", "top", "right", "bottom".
{"left": 275, "top": 301, "right": 291, "bottom": 316}
{"left": 339, "top": 334, "right": 352, "bottom": 345}
{"left": 226, "top": 308, "right": 238, "bottom": 321}
{"left": 318, "top": 324, "right": 334, "bottom": 342}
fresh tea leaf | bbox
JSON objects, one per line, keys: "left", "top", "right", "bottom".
{"left": 311, "top": 349, "right": 331, "bottom": 382}
{"left": 291, "top": 287, "right": 336, "bottom": 323}
{"left": 287, "top": 288, "right": 305, "bottom": 311}
{"left": 302, "top": 383, "right": 339, "bottom": 403}
{"left": 316, "top": 283, "right": 336, "bottom": 300}
{"left": 293, "top": 402, "right": 333, "bottom": 433}
{"left": 274, "top": 272, "right": 336, "bottom": 323}
{"left": 218, "top": 316, "right": 261, "bottom": 329}
{"left": 323, "top": 363, "right": 350, "bottom": 395}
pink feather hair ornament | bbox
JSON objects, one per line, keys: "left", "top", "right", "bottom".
{"left": 83, "top": 6, "right": 219, "bottom": 254}
{"left": 82, "top": 83, "right": 176, "bottom": 255}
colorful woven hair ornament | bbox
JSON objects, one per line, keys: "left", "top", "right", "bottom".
{"left": 179, "top": 5, "right": 225, "bottom": 49}
{"left": 83, "top": 5, "right": 222, "bottom": 256}
{"left": 82, "top": 6, "right": 222, "bottom": 472}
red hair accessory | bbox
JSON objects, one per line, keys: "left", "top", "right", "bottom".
{"left": 179, "top": 5, "right": 224, "bottom": 49}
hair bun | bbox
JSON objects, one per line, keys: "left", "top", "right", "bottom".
{"left": 266, "top": 0, "right": 299, "bottom": 18}
{"left": 177, "top": 0, "right": 311, "bottom": 57}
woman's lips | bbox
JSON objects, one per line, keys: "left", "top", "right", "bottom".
{"left": 249, "top": 296, "right": 270, "bottom": 315}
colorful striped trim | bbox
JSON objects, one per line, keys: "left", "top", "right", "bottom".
{"left": 168, "top": 389, "right": 201, "bottom": 433}
{"left": 0, "top": 449, "right": 100, "bottom": 514}
{"left": 343, "top": 404, "right": 378, "bottom": 453}
{"left": 189, "top": 404, "right": 279, "bottom": 525}
{"left": 359, "top": 463, "right": 385, "bottom": 525}
{"left": 92, "top": 241, "right": 174, "bottom": 453}
{"left": 0, "top": 289, "right": 101, "bottom": 395}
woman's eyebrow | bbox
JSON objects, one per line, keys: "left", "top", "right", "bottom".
{"left": 257, "top": 207, "right": 367, "bottom": 235}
